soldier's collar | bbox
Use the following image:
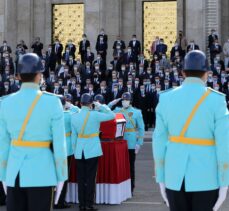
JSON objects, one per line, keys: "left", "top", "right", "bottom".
{"left": 21, "top": 83, "right": 40, "bottom": 90}
{"left": 81, "top": 106, "right": 91, "bottom": 111}
{"left": 183, "top": 77, "right": 205, "bottom": 86}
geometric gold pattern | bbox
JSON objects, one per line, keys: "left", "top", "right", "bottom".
{"left": 52, "top": 4, "right": 84, "bottom": 52}
{"left": 143, "top": 1, "right": 177, "bottom": 59}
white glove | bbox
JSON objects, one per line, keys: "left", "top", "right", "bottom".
{"left": 135, "top": 144, "right": 141, "bottom": 154}
{"left": 64, "top": 102, "right": 72, "bottom": 110}
{"left": 159, "top": 183, "right": 169, "bottom": 207}
{"left": 2, "top": 182, "right": 7, "bottom": 195}
{"left": 213, "top": 186, "right": 228, "bottom": 211}
{"left": 94, "top": 101, "right": 102, "bottom": 110}
{"left": 109, "top": 98, "right": 122, "bottom": 107}
{"left": 54, "top": 182, "right": 64, "bottom": 205}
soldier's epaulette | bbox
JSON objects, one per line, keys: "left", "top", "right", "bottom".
{"left": 207, "top": 87, "right": 225, "bottom": 96}
{"left": 159, "top": 88, "right": 174, "bottom": 95}
{"left": 42, "top": 91, "right": 62, "bottom": 98}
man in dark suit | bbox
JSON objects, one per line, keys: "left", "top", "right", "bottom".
{"left": 79, "top": 34, "right": 90, "bottom": 64}
{"left": 62, "top": 47, "right": 74, "bottom": 63}
{"left": 170, "top": 42, "right": 183, "bottom": 60}
{"left": 128, "top": 35, "right": 141, "bottom": 61}
{"left": 210, "top": 39, "right": 222, "bottom": 64}
{"left": 59, "top": 66, "right": 71, "bottom": 85}
{"left": 52, "top": 38, "right": 63, "bottom": 65}
{"left": 155, "top": 38, "right": 167, "bottom": 58}
{"left": 187, "top": 40, "right": 200, "bottom": 52}
{"left": 96, "top": 28, "right": 108, "bottom": 44}
{"left": 93, "top": 54, "right": 106, "bottom": 72}
{"left": 46, "top": 44, "right": 56, "bottom": 71}
{"left": 137, "top": 54, "right": 149, "bottom": 71}
{"left": 123, "top": 47, "right": 135, "bottom": 65}
{"left": 208, "top": 29, "right": 218, "bottom": 48}
{"left": 0, "top": 40, "right": 12, "bottom": 57}
{"left": 65, "top": 39, "right": 76, "bottom": 59}
{"left": 113, "top": 35, "right": 126, "bottom": 51}
{"left": 84, "top": 47, "right": 94, "bottom": 65}
{"left": 31, "top": 37, "right": 43, "bottom": 57}
{"left": 96, "top": 36, "right": 108, "bottom": 63}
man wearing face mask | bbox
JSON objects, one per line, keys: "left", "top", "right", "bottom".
{"left": 223, "top": 38, "right": 229, "bottom": 68}
{"left": 0, "top": 53, "right": 68, "bottom": 211}
{"left": 156, "top": 38, "right": 168, "bottom": 58}
{"left": 31, "top": 37, "right": 43, "bottom": 57}
{"left": 71, "top": 93, "right": 115, "bottom": 210}
{"left": 208, "top": 29, "right": 218, "bottom": 49}
{"left": 175, "top": 30, "right": 188, "bottom": 57}
{"left": 59, "top": 66, "right": 71, "bottom": 85}
{"left": 171, "top": 42, "right": 183, "bottom": 60}
{"left": 65, "top": 39, "right": 76, "bottom": 59}
{"left": 210, "top": 39, "right": 222, "bottom": 65}
{"left": 153, "top": 50, "right": 229, "bottom": 211}
{"left": 128, "top": 35, "right": 141, "bottom": 62}
{"left": 54, "top": 94, "right": 80, "bottom": 209}
{"left": 52, "top": 38, "right": 63, "bottom": 65}
{"left": 112, "top": 92, "right": 145, "bottom": 194}
{"left": 95, "top": 36, "right": 108, "bottom": 63}
{"left": 113, "top": 35, "right": 126, "bottom": 51}
{"left": 46, "top": 44, "right": 57, "bottom": 71}
{"left": 79, "top": 34, "right": 91, "bottom": 64}
{"left": 84, "top": 47, "right": 94, "bottom": 65}
{"left": 123, "top": 47, "right": 135, "bottom": 65}
{"left": 0, "top": 41, "right": 12, "bottom": 57}
{"left": 96, "top": 28, "right": 108, "bottom": 45}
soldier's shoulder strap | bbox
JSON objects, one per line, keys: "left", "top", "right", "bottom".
{"left": 207, "top": 87, "right": 225, "bottom": 96}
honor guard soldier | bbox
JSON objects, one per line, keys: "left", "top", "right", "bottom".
{"left": 71, "top": 93, "right": 115, "bottom": 211}
{"left": 0, "top": 53, "right": 68, "bottom": 211}
{"left": 54, "top": 94, "right": 80, "bottom": 209}
{"left": 0, "top": 98, "right": 6, "bottom": 206}
{"left": 112, "top": 92, "right": 145, "bottom": 194}
{"left": 153, "top": 50, "right": 229, "bottom": 211}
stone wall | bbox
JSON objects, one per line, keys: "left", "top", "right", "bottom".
{"left": 0, "top": 0, "right": 227, "bottom": 58}
{"left": 0, "top": 0, "right": 5, "bottom": 44}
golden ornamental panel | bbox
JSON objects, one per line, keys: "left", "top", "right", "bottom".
{"left": 143, "top": 1, "right": 177, "bottom": 59}
{"left": 52, "top": 4, "right": 84, "bottom": 55}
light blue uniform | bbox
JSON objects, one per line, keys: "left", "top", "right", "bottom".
{"left": 0, "top": 83, "right": 68, "bottom": 187}
{"left": 153, "top": 77, "right": 229, "bottom": 191}
{"left": 64, "top": 106, "right": 80, "bottom": 156}
{"left": 71, "top": 105, "right": 115, "bottom": 159}
{"left": 114, "top": 106, "right": 145, "bottom": 149}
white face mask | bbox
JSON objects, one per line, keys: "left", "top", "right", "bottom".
{"left": 122, "top": 100, "right": 130, "bottom": 108}
{"left": 65, "top": 102, "right": 71, "bottom": 110}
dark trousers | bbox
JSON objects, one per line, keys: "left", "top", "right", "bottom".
{"left": 7, "top": 175, "right": 53, "bottom": 211}
{"left": 128, "top": 149, "right": 136, "bottom": 193}
{"left": 77, "top": 155, "right": 98, "bottom": 207}
{"left": 166, "top": 182, "right": 218, "bottom": 211}
{"left": 0, "top": 182, "right": 6, "bottom": 205}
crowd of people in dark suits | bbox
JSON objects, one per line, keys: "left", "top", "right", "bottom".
{"left": 0, "top": 29, "right": 229, "bottom": 132}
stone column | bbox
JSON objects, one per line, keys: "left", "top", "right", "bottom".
{"left": 0, "top": 0, "right": 5, "bottom": 44}
{"left": 121, "top": 0, "right": 136, "bottom": 46}
{"left": 185, "top": 0, "right": 206, "bottom": 51}
{"left": 220, "top": 0, "right": 229, "bottom": 44}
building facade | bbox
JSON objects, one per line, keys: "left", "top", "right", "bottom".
{"left": 0, "top": 0, "right": 228, "bottom": 59}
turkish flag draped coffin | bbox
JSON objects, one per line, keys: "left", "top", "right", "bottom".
{"left": 100, "top": 113, "right": 126, "bottom": 140}
{"left": 66, "top": 140, "right": 132, "bottom": 204}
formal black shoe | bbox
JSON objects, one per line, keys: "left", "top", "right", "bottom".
{"left": 85, "top": 206, "right": 98, "bottom": 211}
{"left": 79, "top": 205, "right": 86, "bottom": 210}
{"left": 53, "top": 203, "right": 71, "bottom": 209}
